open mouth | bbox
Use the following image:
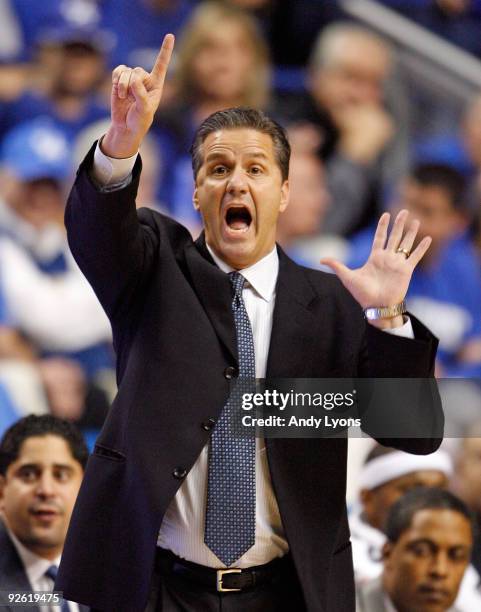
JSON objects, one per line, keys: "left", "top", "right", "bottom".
{"left": 225, "top": 206, "right": 252, "bottom": 232}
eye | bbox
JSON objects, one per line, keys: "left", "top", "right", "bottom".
{"left": 212, "top": 165, "right": 228, "bottom": 176}
{"left": 410, "top": 542, "right": 432, "bottom": 558}
{"left": 18, "top": 467, "right": 38, "bottom": 482}
{"left": 249, "top": 165, "right": 263, "bottom": 175}
{"left": 450, "top": 548, "right": 470, "bottom": 562}
{"left": 54, "top": 468, "right": 71, "bottom": 483}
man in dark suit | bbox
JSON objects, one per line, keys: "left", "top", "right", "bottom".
{"left": 56, "top": 35, "right": 442, "bottom": 612}
{"left": 0, "top": 414, "right": 89, "bottom": 612}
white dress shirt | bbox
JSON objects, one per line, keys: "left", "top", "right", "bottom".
{"left": 6, "top": 524, "right": 79, "bottom": 612}
{"left": 92, "top": 143, "right": 415, "bottom": 568}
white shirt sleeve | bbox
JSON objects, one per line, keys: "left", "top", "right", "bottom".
{"left": 92, "top": 140, "right": 138, "bottom": 187}
{"left": 383, "top": 316, "right": 414, "bottom": 340}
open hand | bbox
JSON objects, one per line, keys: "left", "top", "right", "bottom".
{"left": 321, "top": 210, "right": 431, "bottom": 322}
{"left": 102, "top": 33, "right": 175, "bottom": 158}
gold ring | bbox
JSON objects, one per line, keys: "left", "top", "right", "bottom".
{"left": 396, "top": 248, "right": 411, "bottom": 259}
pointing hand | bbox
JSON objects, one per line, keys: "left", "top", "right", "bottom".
{"left": 102, "top": 34, "right": 175, "bottom": 158}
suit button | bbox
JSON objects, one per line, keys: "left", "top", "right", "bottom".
{"left": 201, "top": 418, "right": 216, "bottom": 431}
{"left": 224, "top": 366, "right": 238, "bottom": 379}
{"left": 173, "top": 467, "right": 187, "bottom": 479}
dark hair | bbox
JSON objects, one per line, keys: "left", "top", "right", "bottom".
{"left": 385, "top": 487, "right": 475, "bottom": 543}
{"left": 410, "top": 163, "right": 467, "bottom": 211}
{"left": 190, "top": 107, "right": 291, "bottom": 181}
{"left": 0, "top": 414, "right": 89, "bottom": 475}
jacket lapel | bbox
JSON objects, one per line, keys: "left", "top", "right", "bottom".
{"left": 184, "top": 232, "right": 238, "bottom": 365}
{"left": 266, "top": 247, "right": 318, "bottom": 378}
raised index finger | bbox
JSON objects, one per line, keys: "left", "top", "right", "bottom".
{"left": 150, "top": 33, "right": 175, "bottom": 85}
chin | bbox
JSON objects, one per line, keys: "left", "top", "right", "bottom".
{"left": 218, "top": 243, "right": 256, "bottom": 269}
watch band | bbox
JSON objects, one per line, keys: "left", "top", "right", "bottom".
{"left": 364, "top": 300, "right": 406, "bottom": 321}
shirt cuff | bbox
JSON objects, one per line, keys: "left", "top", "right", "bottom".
{"left": 383, "top": 316, "right": 414, "bottom": 339}
{"left": 92, "top": 139, "right": 138, "bottom": 187}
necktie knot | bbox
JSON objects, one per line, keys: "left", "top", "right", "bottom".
{"left": 229, "top": 271, "right": 245, "bottom": 298}
{"left": 45, "top": 564, "right": 58, "bottom": 581}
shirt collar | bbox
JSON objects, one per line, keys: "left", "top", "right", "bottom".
{"left": 5, "top": 522, "right": 61, "bottom": 585}
{"left": 206, "top": 243, "right": 279, "bottom": 303}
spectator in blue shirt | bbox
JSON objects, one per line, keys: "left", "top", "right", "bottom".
{"left": 0, "top": 28, "right": 110, "bottom": 143}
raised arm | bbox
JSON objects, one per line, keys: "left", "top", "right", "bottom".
{"left": 65, "top": 35, "right": 175, "bottom": 324}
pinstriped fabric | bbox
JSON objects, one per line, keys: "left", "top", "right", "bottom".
{"left": 204, "top": 272, "right": 256, "bottom": 566}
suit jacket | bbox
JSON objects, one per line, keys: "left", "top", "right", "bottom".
{"left": 0, "top": 519, "right": 88, "bottom": 612}
{"left": 356, "top": 577, "right": 461, "bottom": 612}
{"left": 56, "top": 146, "right": 442, "bottom": 612}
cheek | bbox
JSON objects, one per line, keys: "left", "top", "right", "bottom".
{"left": 397, "top": 559, "right": 425, "bottom": 587}
{"left": 448, "top": 563, "right": 468, "bottom": 586}
{"left": 3, "top": 487, "right": 30, "bottom": 515}
{"left": 63, "top": 484, "right": 82, "bottom": 511}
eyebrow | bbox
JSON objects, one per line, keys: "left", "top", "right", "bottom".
{"left": 205, "top": 151, "right": 270, "bottom": 163}
{"left": 16, "top": 463, "right": 75, "bottom": 472}
{"left": 407, "top": 538, "right": 436, "bottom": 548}
{"left": 407, "top": 538, "right": 470, "bottom": 551}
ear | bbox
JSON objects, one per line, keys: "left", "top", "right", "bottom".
{"left": 382, "top": 541, "right": 393, "bottom": 565}
{"left": 453, "top": 210, "right": 469, "bottom": 233}
{"left": 279, "top": 180, "right": 289, "bottom": 213}
{"left": 0, "top": 474, "right": 6, "bottom": 511}
{"left": 193, "top": 187, "right": 200, "bottom": 211}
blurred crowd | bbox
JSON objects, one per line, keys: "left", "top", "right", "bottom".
{"left": 0, "top": 0, "right": 481, "bottom": 427}
{"left": 0, "top": 1, "right": 481, "bottom": 608}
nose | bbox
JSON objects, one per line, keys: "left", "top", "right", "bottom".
{"left": 429, "top": 553, "right": 449, "bottom": 579}
{"left": 227, "top": 165, "right": 248, "bottom": 196}
{"left": 35, "top": 471, "right": 56, "bottom": 498}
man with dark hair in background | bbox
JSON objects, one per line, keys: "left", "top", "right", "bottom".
{"left": 350, "top": 445, "right": 481, "bottom": 611}
{"left": 356, "top": 487, "right": 475, "bottom": 612}
{"left": 350, "top": 444, "right": 452, "bottom": 581}
{"left": 0, "top": 414, "right": 88, "bottom": 612}
{"left": 56, "top": 35, "right": 442, "bottom": 612}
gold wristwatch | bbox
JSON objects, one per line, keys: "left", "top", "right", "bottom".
{"left": 364, "top": 300, "right": 406, "bottom": 321}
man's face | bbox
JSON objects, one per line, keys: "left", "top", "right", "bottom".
{"left": 55, "top": 46, "right": 104, "bottom": 97}
{"left": 193, "top": 128, "right": 289, "bottom": 269}
{"left": 394, "top": 180, "right": 464, "bottom": 250}
{"left": 0, "top": 435, "right": 84, "bottom": 560}
{"left": 5, "top": 178, "right": 65, "bottom": 229}
{"left": 277, "top": 153, "right": 329, "bottom": 241}
{"left": 383, "top": 509, "right": 472, "bottom": 612}
{"left": 361, "top": 470, "right": 448, "bottom": 531}
{"left": 311, "top": 35, "right": 390, "bottom": 113}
